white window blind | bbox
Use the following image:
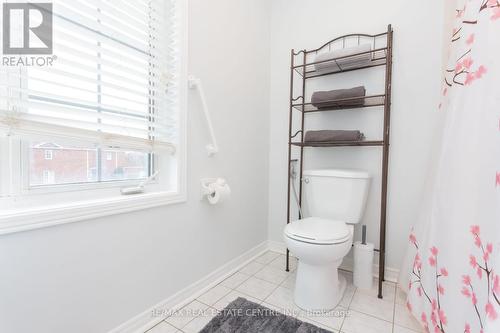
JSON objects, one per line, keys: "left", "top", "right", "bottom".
{"left": 0, "top": 0, "right": 179, "bottom": 152}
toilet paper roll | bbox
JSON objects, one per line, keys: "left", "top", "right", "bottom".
{"left": 353, "top": 241, "right": 374, "bottom": 290}
{"left": 206, "top": 181, "right": 231, "bottom": 204}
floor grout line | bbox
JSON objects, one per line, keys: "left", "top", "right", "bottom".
{"left": 346, "top": 307, "right": 396, "bottom": 324}
{"left": 339, "top": 288, "right": 353, "bottom": 333}
{"left": 166, "top": 299, "right": 219, "bottom": 332}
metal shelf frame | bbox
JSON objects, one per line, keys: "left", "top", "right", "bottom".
{"left": 285, "top": 25, "right": 393, "bottom": 299}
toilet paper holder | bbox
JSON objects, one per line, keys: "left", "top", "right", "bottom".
{"left": 200, "top": 178, "right": 231, "bottom": 203}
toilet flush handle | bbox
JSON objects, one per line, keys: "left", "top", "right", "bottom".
{"left": 303, "top": 177, "right": 310, "bottom": 184}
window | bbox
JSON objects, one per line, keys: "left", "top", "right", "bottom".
{"left": 44, "top": 149, "right": 53, "bottom": 160}
{"left": 0, "top": 0, "right": 187, "bottom": 229}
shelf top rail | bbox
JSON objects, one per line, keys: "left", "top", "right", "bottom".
{"left": 305, "top": 31, "right": 389, "bottom": 54}
{"left": 292, "top": 30, "right": 390, "bottom": 78}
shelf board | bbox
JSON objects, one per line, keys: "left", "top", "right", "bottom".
{"left": 290, "top": 140, "right": 384, "bottom": 147}
{"left": 293, "top": 48, "right": 388, "bottom": 79}
{"left": 293, "top": 94, "right": 385, "bottom": 113}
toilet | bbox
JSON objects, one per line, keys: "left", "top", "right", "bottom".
{"left": 284, "top": 169, "right": 371, "bottom": 311}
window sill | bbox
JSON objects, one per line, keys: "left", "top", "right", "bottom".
{"left": 0, "top": 191, "right": 186, "bottom": 235}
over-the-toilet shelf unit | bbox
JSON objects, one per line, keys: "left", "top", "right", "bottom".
{"left": 286, "top": 25, "right": 393, "bottom": 299}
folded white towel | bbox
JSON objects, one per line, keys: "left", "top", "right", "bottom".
{"left": 314, "top": 44, "right": 372, "bottom": 72}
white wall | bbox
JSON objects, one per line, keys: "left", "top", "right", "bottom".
{"left": 0, "top": 1, "right": 270, "bottom": 332}
{"left": 267, "top": 0, "right": 445, "bottom": 271}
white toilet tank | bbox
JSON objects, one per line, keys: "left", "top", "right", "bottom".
{"left": 302, "top": 169, "right": 371, "bottom": 224}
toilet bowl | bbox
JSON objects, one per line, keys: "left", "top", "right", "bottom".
{"left": 283, "top": 169, "right": 370, "bottom": 311}
{"left": 284, "top": 217, "right": 353, "bottom": 310}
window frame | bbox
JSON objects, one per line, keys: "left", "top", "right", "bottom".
{"left": 0, "top": 0, "right": 188, "bottom": 235}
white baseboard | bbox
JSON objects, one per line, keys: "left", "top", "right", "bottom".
{"left": 108, "top": 241, "right": 269, "bottom": 333}
{"left": 267, "top": 240, "right": 287, "bottom": 254}
{"left": 374, "top": 264, "right": 400, "bottom": 283}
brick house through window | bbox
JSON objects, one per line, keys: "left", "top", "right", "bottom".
{"left": 29, "top": 142, "right": 149, "bottom": 186}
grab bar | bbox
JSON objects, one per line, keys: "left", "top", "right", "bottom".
{"left": 188, "top": 75, "right": 219, "bottom": 157}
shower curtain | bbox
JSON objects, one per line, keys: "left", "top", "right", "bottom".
{"left": 399, "top": 1, "right": 500, "bottom": 332}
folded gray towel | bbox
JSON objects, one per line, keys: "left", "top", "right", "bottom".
{"left": 314, "top": 44, "right": 372, "bottom": 72}
{"left": 311, "top": 86, "right": 366, "bottom": 109}
{"left": 304, "top": 130, "right": 365, "bottom": 142}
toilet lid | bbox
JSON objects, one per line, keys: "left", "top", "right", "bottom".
{"left": 284, "top": 217, "right": 350, "bottom": 244}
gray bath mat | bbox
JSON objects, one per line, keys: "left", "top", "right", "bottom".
{"left": 199, "top": 297, "right": 332, "bottom": 333}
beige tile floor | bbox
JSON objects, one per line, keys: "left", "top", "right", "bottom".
{"left": 144, "top": 251, "right": 423, "bottom": 333}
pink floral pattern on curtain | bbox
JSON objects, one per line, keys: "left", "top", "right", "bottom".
{"left": 408, "top": 227, "right": 500, "bottom": 332}
{"left": 401, "top": 1, "right": 500, "bottom": 332}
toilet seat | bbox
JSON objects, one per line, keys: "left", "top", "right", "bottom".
{"left": 284, "top": 217, "right": 351, "bottom": 245}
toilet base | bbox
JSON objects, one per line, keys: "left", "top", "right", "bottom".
{"left": 293, "top": 260, "right": 346, "bottom": 312}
